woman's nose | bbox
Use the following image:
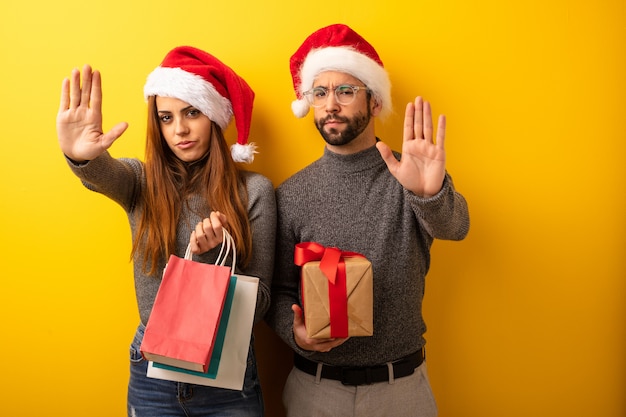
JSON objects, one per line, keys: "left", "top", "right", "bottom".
{"left": 175, "top": 118, "right": 189, "bottom": 135}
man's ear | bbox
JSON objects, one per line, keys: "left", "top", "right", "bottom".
{"left": 371, "top": 97, "right": 383, "bottom": 117}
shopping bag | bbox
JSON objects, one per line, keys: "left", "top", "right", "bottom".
{"left": 140, "top": 232, "right": 233, "bottom": 373}
{"left": 147, "top": 231, "right": 260, "bottom": 390}
{"left": 152, "top": 273, "right": 237, "bottom": 379}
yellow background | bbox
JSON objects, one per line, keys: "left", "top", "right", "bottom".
{"left": 1, "top": 1, "right": 624, "bottom": 416}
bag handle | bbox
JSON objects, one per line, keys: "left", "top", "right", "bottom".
{"left": 183, "top": 229, "right": 237, "bottom": 275}
{"left": 214, "top": 229, "right": 229, "bottom": 265}
{"left": 184, "top": 243, "right": 193, "bottom": 260}
{"left": 216, "top": 229, "right": 237, "bottom": 276}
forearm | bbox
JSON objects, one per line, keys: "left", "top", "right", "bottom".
{"left": 67, "top": 151, "right": 142, "bottom": 212}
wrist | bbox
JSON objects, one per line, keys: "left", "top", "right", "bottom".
{"left": 65, "top": 154, "right": 89, "bottom": 165}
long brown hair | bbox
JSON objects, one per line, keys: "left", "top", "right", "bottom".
{"left": 132, "top": 96, "right": 252, "bottom": 275}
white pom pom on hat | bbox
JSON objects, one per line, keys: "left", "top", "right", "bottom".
{"left": 144, "top": 46, "right": 257, "bottom": 163}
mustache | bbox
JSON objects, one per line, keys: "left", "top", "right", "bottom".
{"left": 320, "top": 115, "right": 349, "bottom": 124}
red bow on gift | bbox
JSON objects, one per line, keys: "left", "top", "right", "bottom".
{"left": 294, "top": 242, "right": 364, "bottom": 338}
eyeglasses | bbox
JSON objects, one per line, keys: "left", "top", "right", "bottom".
{"left": 303, "top": 84, "right": 371, "bottom": 107}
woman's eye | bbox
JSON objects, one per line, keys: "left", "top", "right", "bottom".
{"left": 159, "top": 115, "right": 171, "bottom": 123}
{"left": 187, "top": 109, "right": 201, "bottom": 117}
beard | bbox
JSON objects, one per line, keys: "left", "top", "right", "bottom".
{"left": 314, "top": 107, "right": 372, "bottom": 147}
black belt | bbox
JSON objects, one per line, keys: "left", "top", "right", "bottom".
{"left": 293, "top": 350, "right": 424, "bottom": 386}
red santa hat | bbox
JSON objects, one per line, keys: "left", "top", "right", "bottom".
{"left": 144, "top": 46, "right": 257, "bottom": 163}
{"left": 289, "top": 24, "right": 392, "bottom": 119}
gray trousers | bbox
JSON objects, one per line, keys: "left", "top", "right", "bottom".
{"left": 282, "top": 361, "right": 438, "bottom": 417}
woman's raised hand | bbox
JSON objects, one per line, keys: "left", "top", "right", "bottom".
{"left": 57, "top": 64, "right": 128, "bottom": 162}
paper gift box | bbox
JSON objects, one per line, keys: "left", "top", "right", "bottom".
{"left": 296, "top": 242, "right": 373, "bottom": 339}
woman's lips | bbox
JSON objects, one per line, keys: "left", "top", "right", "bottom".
{"left": 177, "top": 141, "right": 195, "bottom": 149}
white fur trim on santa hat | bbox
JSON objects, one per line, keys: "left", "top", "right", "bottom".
{"left": 295, "top": 46, "right": 392, "bottom": 119}
{"left": 230, "top": 142, "right": 258, "bottom": 163}
{"left": 144, "top": 67, "right": 233, "bottom": 129}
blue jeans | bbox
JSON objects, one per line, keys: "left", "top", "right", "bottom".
{"left": 127, "top": 323, "right": 264, "bottom": 417}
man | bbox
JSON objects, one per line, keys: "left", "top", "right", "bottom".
{"left": 266, "top": 24, "right": 470, "bottom": 417}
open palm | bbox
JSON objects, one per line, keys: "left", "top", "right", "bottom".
{"left": 377, "top": 97, "right": 446, "bottom": 197}
{"left": 56, "top": 65, "right": 127, "bottom": 162}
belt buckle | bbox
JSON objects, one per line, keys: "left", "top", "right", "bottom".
{"left": 340, "top": 367, "right": 371, "bottom": 386}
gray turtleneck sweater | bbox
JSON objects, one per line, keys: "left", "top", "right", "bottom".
{"left": 67, "top": 151, "right": 276, "bottom": 326}
{"left": 266, "top": 144, "right": 469, "bottom": 367}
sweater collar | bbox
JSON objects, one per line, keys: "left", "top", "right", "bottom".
{"left": 321, "top": 140, "right": 386, "bottom": 174}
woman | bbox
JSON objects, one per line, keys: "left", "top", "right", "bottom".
{"left": 56, "top": 46, "right": 275, "bottom": 416}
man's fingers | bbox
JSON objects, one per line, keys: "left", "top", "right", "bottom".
{"left": 292, "top": 304, "right": 304, "bottom": 325}
{"left": 80, "top": 64, "right": 93, "bottom": 109}
{"left": 316, "top": 337, "right": 349, "bottom": 352}
{"left": 291, "top": 304, "right": 350, "bottom": 352}
{"left": 423, "top": 100, "right": 433, "bottom": 142}
{"left": 90, "top": 69, "right": 103, "bottom": 113}
{"left": 69, "top": 68, "right": 81, "bottom": 108}
{"left": 403, "top": 101, "right": 415, "bottom": 141}
{"left": 436, "top": 115, "right": 446, "bottom": 148}
{"left": 414, "top": 96, "right": 424, "bottom": 139}
{"left": 376, "top": 141, "right": 399, "bottom": 174}
{"left": 59, "top": 78, "right": 70, "bottom": 112}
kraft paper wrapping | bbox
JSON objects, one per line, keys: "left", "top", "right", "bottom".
{"left": 301, "top": 258, "right": 373, "bottom": 339}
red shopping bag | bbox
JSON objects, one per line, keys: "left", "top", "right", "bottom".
{"left": 140, "top": 240, "right": 232, "bottom": 373}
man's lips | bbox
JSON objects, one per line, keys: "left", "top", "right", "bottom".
{"left": 324, "top": 117, "right": 346, "bottom": 126}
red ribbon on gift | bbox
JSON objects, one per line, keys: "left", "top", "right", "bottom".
{"left": 295, "top": 242, "right": 364, "bottom": 338}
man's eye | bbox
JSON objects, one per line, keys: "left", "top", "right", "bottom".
{"left": 337, "top": 87, "right": 354, "bottom": 96}
{"left": 313, "top": 88, "right": 328, "bottom": 98}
